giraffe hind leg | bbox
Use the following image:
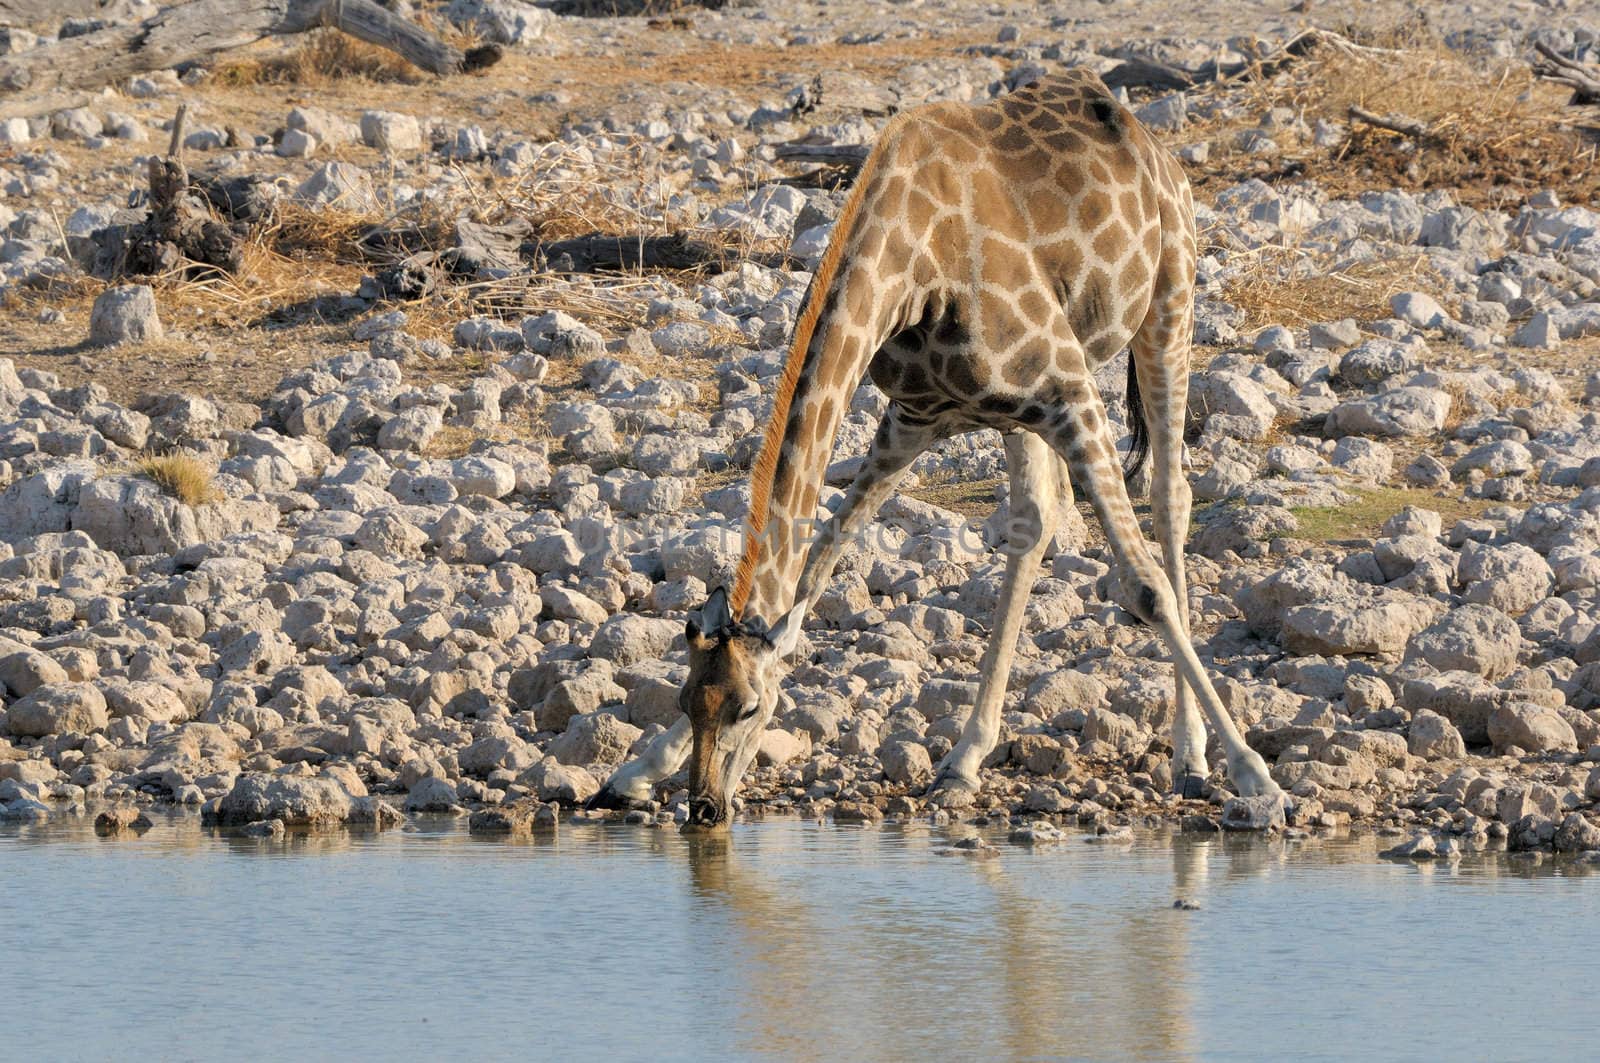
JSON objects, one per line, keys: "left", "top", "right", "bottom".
{"left": 1131, "top": 345, "right": 1207, "bottom": 796}
{"left": 1034, "top": 352, "right": 1285, "bottom": 805}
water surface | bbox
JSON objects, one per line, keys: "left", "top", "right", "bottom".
{"left": 3, "top": 813, "right": 1595, "bottom": 1062}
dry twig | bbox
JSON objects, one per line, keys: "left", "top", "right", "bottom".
{"left": 1347, "top": 104, "right": 1432, "bottom": 140}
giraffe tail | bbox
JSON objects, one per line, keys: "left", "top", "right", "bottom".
{"left": 1123, "top": 354, "right": 1150, "bottom": 484}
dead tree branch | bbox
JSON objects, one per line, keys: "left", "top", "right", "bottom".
{"left": 1347, "top": 105, "right": 1432, "bottom": 140}
{"left": 1533, "top": 41, "right": 1600, "bottom": 105}
{"left": 531, "top": 232, "right": 748, "bottom": 273}
{"left": 1103, "top": 28, "right": 1406, "bottom": 92}
{"left": 93, "top": 101, "right": 245, "bottom": 279}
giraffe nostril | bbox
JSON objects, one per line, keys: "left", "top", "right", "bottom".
{"left": 688, "top": 797, "right": 722, "bottom": 824}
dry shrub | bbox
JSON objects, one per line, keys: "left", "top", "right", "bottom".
{"left": 267, "top": 200, "right": 437, "bottom": 264}
{"left": 1181, "top": 31, "right": 1597, "bottom": 210}
{"left": 1219, "top": 244, "right": 1440, "bottom": 331}
{"left": 148, "top": 197, "right": 444, "bottom": 324}
{"left": 404, "top": 136, "right": 772, "bottom": 349}
{"left": 128, "top": 127, "right": 764, "bottom": 387}
{"left": 548, "top": 0, "right": 728, "bottom": 14}
{"left": 493, "top": 139, "right": 688, "bottom": 243}
{"left": 215, "top": 30, "right": 426, "bottom": 86}
{"left": 422, "top": 424, "right": 491, "bottom": 460}
{"left": 138, "top": 455, "right": 219, "bottom": 506}
{"left": 1436, "top": 376, "right": 1476, "bottom": 434}
{"left": 145, "top": 214, "right": 367, "bottom": 329}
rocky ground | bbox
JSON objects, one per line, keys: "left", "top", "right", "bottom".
{"left": 2, "top": 1, "right": 1600, "bottom": 860}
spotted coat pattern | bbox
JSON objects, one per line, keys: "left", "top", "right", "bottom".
{"left": 602, "top": 71, "right": 1285, "bottom": 815}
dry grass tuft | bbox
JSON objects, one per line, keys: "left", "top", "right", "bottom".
{"left": 1180, "top": 30, "right": 1597, "bottom": 210}
{"left": 1218, "top": 244, "right": 1440, "bottom": 331}
{"left": 214, "top": 30, "right": 427, "bottom": 87}
{"left": 267, "top": 200, "right": 443, "bottom": 263}
{"left": 1436, "top": 376, "right": 1476, "bottom": 434}
{"left": 145, "top": 228, "right": 364, "bottom": 328}
{"left": 137, "top": 455, "right": 220, "bottom": 506}
{"left": 493, "top": 138, "right": 707, "bottom": 243}
{"left": 144, "top": 199, "right": 436, "bottom": 330}
{"left": 419, "top": 421, "right": 536, "bottom": 460}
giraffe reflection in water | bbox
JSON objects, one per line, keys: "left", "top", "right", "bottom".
{"left": 671, "top": 827, "right": 1307, "bottom": 1062}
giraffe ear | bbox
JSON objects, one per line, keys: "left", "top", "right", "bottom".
{"left": 765, "top": 604, "right": 805, "bottom": 659}
{"left": 699, "top": 586, "right": 733, "bottom": 634}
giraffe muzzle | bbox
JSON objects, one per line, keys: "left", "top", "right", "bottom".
{"left": 682, "top": 795, "right": 730, "bottom": 832}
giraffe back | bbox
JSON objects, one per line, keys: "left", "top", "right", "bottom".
{"left": 859, "top": 71, "right": 1195, "bottom": 414}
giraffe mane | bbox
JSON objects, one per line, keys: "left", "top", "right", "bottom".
{"left": 729, "top": 138, "right": 892, "bottom": 616}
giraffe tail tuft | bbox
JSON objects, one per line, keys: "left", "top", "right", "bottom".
{"left": 1122, "top": 355, "right": 1150, "bottom": 485}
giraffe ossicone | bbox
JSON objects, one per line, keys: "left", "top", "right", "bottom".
{"left": 592, "top": 70, "right": 1287, "bottom": 828}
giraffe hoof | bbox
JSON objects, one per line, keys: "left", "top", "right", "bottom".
{"left": 925, "top": 772, "right": 980, "bottom": 809}
{"left": 1173, "top": 771, "right": 1207, "bottom": 801}
{"left": 585, "top": 785, "right": 636, "bottom": 812}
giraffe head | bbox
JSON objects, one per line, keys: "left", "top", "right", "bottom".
{"left": 679, "top": 586, "right": 803, "bottom": 832}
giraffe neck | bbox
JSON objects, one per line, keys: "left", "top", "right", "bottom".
{"left": 731, "top": 141, "right": 913, "bottom": 624}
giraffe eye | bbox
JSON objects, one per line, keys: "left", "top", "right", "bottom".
{"left": 736, "top": 699, "right": 760, "bottom": 722}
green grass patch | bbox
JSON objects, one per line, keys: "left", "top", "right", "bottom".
{"left": 1286, "top": 486, "right": 1494, "bottom": 544}
{"left": 908, "top": 479, "right": 1492, "bottom": 549}
{"left": 906, "top": 476, "right": 1005, "bottom": 518}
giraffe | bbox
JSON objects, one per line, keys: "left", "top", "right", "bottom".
{"left": 591, "top": 70, "right": 1285, "bottom": 828}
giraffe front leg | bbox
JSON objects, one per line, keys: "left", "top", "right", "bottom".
{"left": 927, "top": 432, "right": 1058, "bottom": 808}
{"left": 792, "top": 403, "right": 935, "bottom": 617}
{"left": 589, "top": 715, "right": 692, "bottom": 808}
{"left": 1145, "top": 389, "right": 1208, "bottom": 798}
{"left": 1157, "top": 469, "right": 1209, "bottom": 799}
{"left": 595, "top": 407, "right": 932, "bottom": 810}
{"left": 1133, "top": 292, "right": 1209, "bottom": 798}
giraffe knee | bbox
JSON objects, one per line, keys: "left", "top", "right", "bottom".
{"left": 1123, "top": 574, "right": 1168, "bottom": 626}
{"left": 1153, "top": 465, "right": 1191, "bottom": 506}
{"left": 1136, "top": 582, "right": 1163, "bottom": 624}
{"left": 1000, "top": 508, "right": 1046, "bottom": 556}
{"left": 1172, "top": 475, "right": 1192, "bottom": 509}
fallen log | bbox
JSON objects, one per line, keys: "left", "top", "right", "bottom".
{"left": 0, "top": 0, "right": 502, "bottom": 120}
{"left": 1101, "top": 57, "right": 1196, "bottom": 93}
{"left": 1102, "top": 28, "right": 1405, "bottom": 92}
{"left": 772, "top": 143, "right": 871, "bottom": 166}
{"left": 530, "top": 232, "right": 739, "bottom": 273}
{"left": 777, "top": 166, "right": 858, "bottom": 191}
{"left": 528, "top": 231, "right": 796, "bottom": 274}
